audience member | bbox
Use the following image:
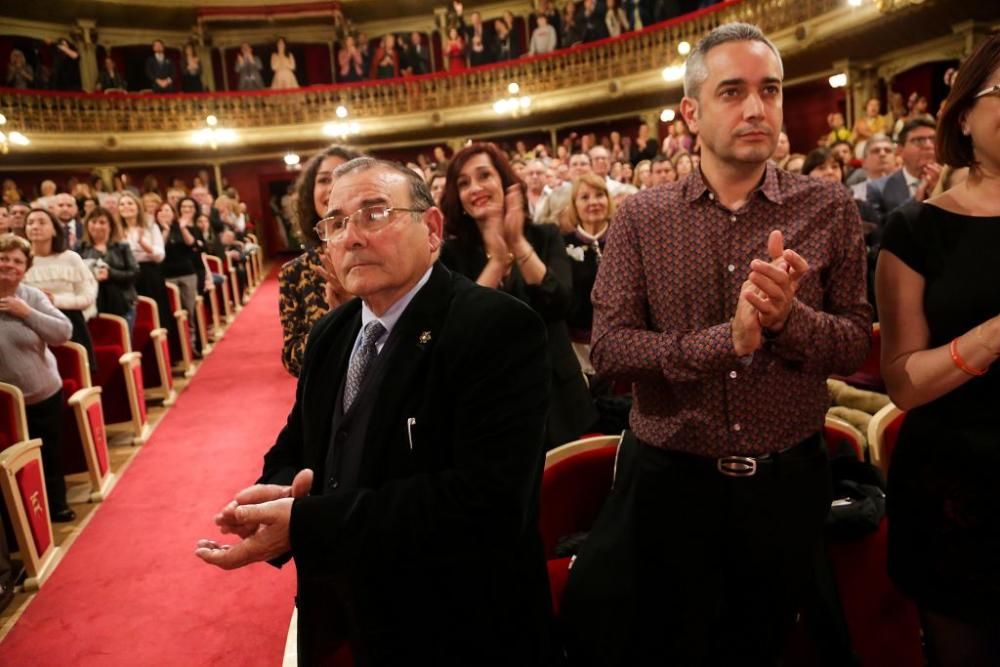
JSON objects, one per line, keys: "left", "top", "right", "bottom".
{"left": 772, "top": 130, "right": 791, "bottom": 164}
{"left": 561, "top": 3, "right": 583, "bottom": 47}
{"left": 77, "top": 207, "right": 139, "bottom": 330}
{"left": 851, "top": 97, "right": 889, "bottom": 155}
{"left": 402, "top": 32, "right": 431, "bottom": 76}
{"left": 784, "top": 152, "right": 806, "bottom": 174}
{"left": 567, "top": 24, "right": 871, "bottom": 663}
{"left": 427, "top": 171, "right": 447, "bottom": 205}
{"left": 529, "top": 14, "right": 558, "bottom": 55}
{"left": 537, "top": 0, "right": 563, "bottom": 41}
{"left": 649, "top": 153, "right": 677, "bottom": 186}
{"left": 802, "top": 146, "right": 844, "bottom": 183}
{"left": 875, "top": 34, "right": 1000, "bottom": 666}
{"left": 52, "top": 191, "right": 83, "bottom": 249}
{"left": 581, "top": 0, "right": 609, "bottom": 43}
{"left": 146, "top": 39, "right": 175, "bottom": 93}
{"left": 235, "top": 43, "right": 264, "bottom": 90}
{"left": 181, "top": 44, "right": 204, "bottom": 92}
{"left": 0, "top": 233, "right": 75, "bottom": 522}
{"left": 278, "top": 145, "right": 361, "bottom": 376}
{"left": 157, "top": 200, "right": 202, "bottom": 350}
{"left": 51, "top": 37, "right": 81, "bottom": 91}
{"left": 826, "top": 111, "right": 851, "bottom": 145}
{"left": 445, "top": 28, "right": 467, "bottom": 72}
{"left": 605, "top": 0, "right": 630, "bottom": 37}
{"left": 439, "top": 142, "right": 597, "bottom": 447}
{"left": 524, "top": 159, "right": 551, "bottom": 218}
{"left": 118, "top": 191, "right": 176, "bottom": 341}
{"left": 96, "top": 56, "right": 126, "bottom": 91}
{"left": 672, "top": 150, "right": 694, "bottom": 178}
{"left": 5, "top": 49, "right": 33, "bottom": 89}
{"left": 22, "top": 207, "right": 98, "bottom": 371}
{"left": 866, "top": 117, "right": 939, "bottom": 220}
{"left": 371, "top": 34, "right": 400, "bottom": 79}
{"left": 632, "top": 159, "right": 651, "bottom": 188}
{"left": 337, "top": 35, "right": 364, "bottom": 82}
{"left": 0, "top": 206, "right": 9, "bottom": 235}
{"left": 468, "top": 33, "right": 491, "bottom": 68}
{"left": 270, "top": 37, "right": 299, "bottom": 89}
{"left": 846, "top": 133, "right": 895, "bottom": 187}
{"left": 494, "top": 18, "right": 520, "bottom": 62}
{"left": 562, "top": 172, "right": 613, "bottom": 353}
{"left": 464, "top": 11, "right": 494, "bottom": 64}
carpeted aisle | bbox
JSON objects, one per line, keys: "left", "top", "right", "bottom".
{"left": 0, "top": 271, "right": 299, "bottom": 666}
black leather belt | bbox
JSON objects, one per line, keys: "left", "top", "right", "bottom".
{"left": 657, "top": 434, "right": 822, "bottom": 478}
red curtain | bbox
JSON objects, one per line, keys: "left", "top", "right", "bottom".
{"left": 782, "top": 78, "right": 846, "bottom": 154}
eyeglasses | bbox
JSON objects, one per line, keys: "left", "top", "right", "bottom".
{"left": 906, "top": 135, "right": 935, "bottom": 146}
{"left": 975, "top": 83, "right": 1000, "bottom": 100}
{"left": 314, "top": 205, "right": 426, "bottom": 243}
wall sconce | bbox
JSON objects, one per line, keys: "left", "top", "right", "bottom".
{"left": 492, "top": 82, "right": 532, "bottom": 116}
{"left": 192, "top": 115, "right": 237, "bottom": 149}
{"left": 0, "top": 113, "right": 30, "bottom": 154}
{"left": 828, "top": 73, "right": 848, "bottom": 88}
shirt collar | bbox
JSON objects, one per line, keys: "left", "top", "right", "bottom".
{"left": 902, "top": 168, "right": 920, "bottom": 188}
{"left": 359, "top": 265, "right": 434, "bottom": 342}
{"left": 685, "top": 161, "right": 784, "bottom": 206}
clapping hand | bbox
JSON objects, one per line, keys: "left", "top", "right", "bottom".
{"left": 315, "top": 248, "right": 352, "bottom": 309}
{"left": 501, "top": 185, "right": 527, "bottom": 251}
{"left": 744, "top": 230, "right": 809, "bottom": 333}
{"left": 195, "top": 469, "right": 313, "bottom": 570}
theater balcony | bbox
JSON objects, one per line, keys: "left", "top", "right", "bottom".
{"left": 0, "top": 0, "right": 995, "bottom": 170}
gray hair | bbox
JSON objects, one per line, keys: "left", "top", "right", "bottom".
{"left": 683, "top": 23, "right": 783, "bottom": 100}
{"left": 863, "top": 133, "right": 894, "bottom": 158}
{"left": 333, "top": 157, "right": 435, "bottom": 211}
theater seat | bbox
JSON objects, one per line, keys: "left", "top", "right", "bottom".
{"left": 245, "top": 232, "right": 263, "bottom": 288}
{"left": 205, "top": 255, "right": 235, "bottom": 323}
{"left": 823, "top": 415, "right": 866, "bottom": 461}
{"left": 87, "top": 313, "right": 151, "bottom": 445}
{"left": 194, "top": 293, "right": 214, "bottom": 355}
{"left": 540, "top": 434, "right": 622, "bottom": 615}
{"left": 867, "top": 403, "right": 904, "bottom": 475}
{"left": 223, "top": 253, "right": 245, "bottom": 309}
{"left": 164, "top": 282, "right": 195, "bottom": 377}
{"left": 0, "top": 382, "right": 30, "bottom": 452}
{"left": 50, "top": 342, "right": 116, "bottom": 501}
{"left": 134, "top": 296, "right": 177, "bottom": 406}
{"left": 202, "top": 282, "right": 223, "bottom": 340}
{"left": 0, "top": 438, "right": 62, "bottom": 590}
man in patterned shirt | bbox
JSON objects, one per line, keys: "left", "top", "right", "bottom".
{"left": 566, "top": 22, "right": 872, "bottom": 664}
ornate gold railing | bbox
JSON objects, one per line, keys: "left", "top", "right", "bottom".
{"left": 0, "top": 0, "right": 851, "bottom": 134}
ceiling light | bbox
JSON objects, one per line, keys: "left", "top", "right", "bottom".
{"left": 828, "top": 73, "right": 848, "bottom": 88}
{"left": 662, "top": 64, "right": 685, "bottom": 82}
{"left": 335, "top": 105, "right": 348, "bottom": 118}
{"left": 206, "top": 114, "right": 218, "bottom": 127}
{"left": 8, "top": 131, "right": 29, "bottom": 146}
{"left": 677, "top": 41, "right": 691, "bottom": 56}
{"left": 660, "top": 109, "right": 676, "bottom": 122}
{"left": 848, "top": 0, "right": 862, "bottom": 6}
{"left": 283, "top": 153, "right": 300, "bottom": 166}
{"left": 508, "top": 82, "right": 520, "bottom": 95}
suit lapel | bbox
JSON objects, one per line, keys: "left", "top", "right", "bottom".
{"left": 360, "top": 263, "right": 455, "bottom": 477}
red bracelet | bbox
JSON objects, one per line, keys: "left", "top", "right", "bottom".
{"left": 950, "top": 338, "right": 988, "bottom": 377}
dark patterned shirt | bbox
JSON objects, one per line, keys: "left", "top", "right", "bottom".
{"left": 591, "top": 164, "right": 872, "bottom": 456}
{"left": 278, "top": 247, "right": 329, "bottom": 377}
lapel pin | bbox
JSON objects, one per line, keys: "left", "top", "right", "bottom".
{"left": 418, "top": 330, "right": 432, "bottom": 345}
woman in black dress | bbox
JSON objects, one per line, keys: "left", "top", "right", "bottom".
{"left": 876, "top": 35, "right": 1000, "bottom": 665}
{"left": 181, "top": 44, "right": 204, "bottom": 92}
{"left": 439, "top": 142, "right": 597, "bottom": 448}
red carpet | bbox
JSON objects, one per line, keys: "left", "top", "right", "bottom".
{"left": 0, "top": 271, "right": 299, "bottom": 666}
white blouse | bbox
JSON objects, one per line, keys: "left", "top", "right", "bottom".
{"left": 124, "top": 222, "right": 166, "bottom": 263}
{"left": 23, "top": 250, "right": 98, "bottom": 318}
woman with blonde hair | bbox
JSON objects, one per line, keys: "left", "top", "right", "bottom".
{"left": 562, "top": 172, "right": 614, "bottom": 350}
{"left": 632, "top": 160, "right": 651, "bottom": 189}
{"left": 118, "top": 190, "right": 176, "bottom": 342}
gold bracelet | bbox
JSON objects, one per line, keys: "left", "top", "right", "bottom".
{"left": 516, "top": 248, "right": 535, "bottom": 264}
{"left": 975, "top": 324, "right": 1000, "bottom": 357}
{"left": 486, "top": 252, "right": 514, "bottom": 267}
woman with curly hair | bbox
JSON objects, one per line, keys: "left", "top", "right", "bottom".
{"left": 278, "top": 145, "right": 362, "bottom": 376}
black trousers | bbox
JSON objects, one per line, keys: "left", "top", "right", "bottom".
{"left": 636, "top": 435, "right": 830, "bottom": 665}
{"left": 564, "top": 432, "right": 831, "bottom": 666}
{"left": 25, "top": 389, "right": 68, "bottom": 512}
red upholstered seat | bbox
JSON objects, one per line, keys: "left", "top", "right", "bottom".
{"left": 823, "top": 415, "right": 866, "bottom": 461}
{"left": 87, "top": 314, "right": 151, "bottom": 444}
{"left": 831, "top": 323, "right": 884, "bottom": 392}
{"left": 0, "top": 383, "right": 29, "bottom": 453}
{"left": 134, "top": 297, "right": 176, "bottom": 405}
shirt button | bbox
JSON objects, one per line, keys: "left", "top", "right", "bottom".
{"left": 729, "top": 370, "right": 738, "bottom": 379}
{"left": 708, "top": 193, "right": 715, "bottom": 200}
{"left": 727, "top": 264, "right": 736, "bottom": 273}
{"left": 329, "top": 478, "right": 339, "bottom": 489}
{"left": 730, "top": 215, "right": 737, "bottom": 222}
{"left": 733, "top": 423, "right": 742, "bottom": 432}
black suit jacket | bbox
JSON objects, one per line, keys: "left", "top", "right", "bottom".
{"left": 144, "top": 55, "right": 175, "bottom": 92}
{"left": 866, "top": 169, "right": 913, "bottom": 224}
{"left": 260, "top": 263, "right": 553, "bottom": 665}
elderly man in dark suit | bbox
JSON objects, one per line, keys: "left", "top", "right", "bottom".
{"left": 145, "top": 39, "right": 175, "bottom": 93}
{"left": 196, "top": 158, "right": 553, "bottom": 666}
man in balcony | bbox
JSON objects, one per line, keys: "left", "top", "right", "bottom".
{"left": 464, "top": 11, "right": 494, "bottom": 65}
{"left": 564, "top": 22, "right": 871, "bottom": 664}
{"left": 145, "top": 40, "right": 175, "bottom": 93}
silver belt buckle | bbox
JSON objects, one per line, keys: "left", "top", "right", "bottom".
{"left": 717, "top": 456, "right": 757, "bottom": 477}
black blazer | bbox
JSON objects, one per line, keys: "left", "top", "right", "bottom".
{"left": 260, "top": 263, "right": 553, "bottom": 666}
{"left": 144, "top": 55, "right": 175, "bottom": 92}
{"left": 442, "top": 223, "right": 598, "bottom": 448}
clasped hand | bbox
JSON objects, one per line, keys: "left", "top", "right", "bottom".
{"left": 194, "top": 468, "right": 313, "bottom": 570}
{"left": 732, "top": 230, "right": 809, "bottom": 356}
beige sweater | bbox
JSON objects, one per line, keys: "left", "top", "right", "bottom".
{"left": 24, "top": 250, "right": 98, "bottom": 319}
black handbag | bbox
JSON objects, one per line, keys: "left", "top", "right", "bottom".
{"left": 825, "top": 456, "right": 886, "bottom": 541}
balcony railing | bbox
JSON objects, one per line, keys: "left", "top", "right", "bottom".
{"left": 1, "top": 0, "right": 862, "bottom": 135}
